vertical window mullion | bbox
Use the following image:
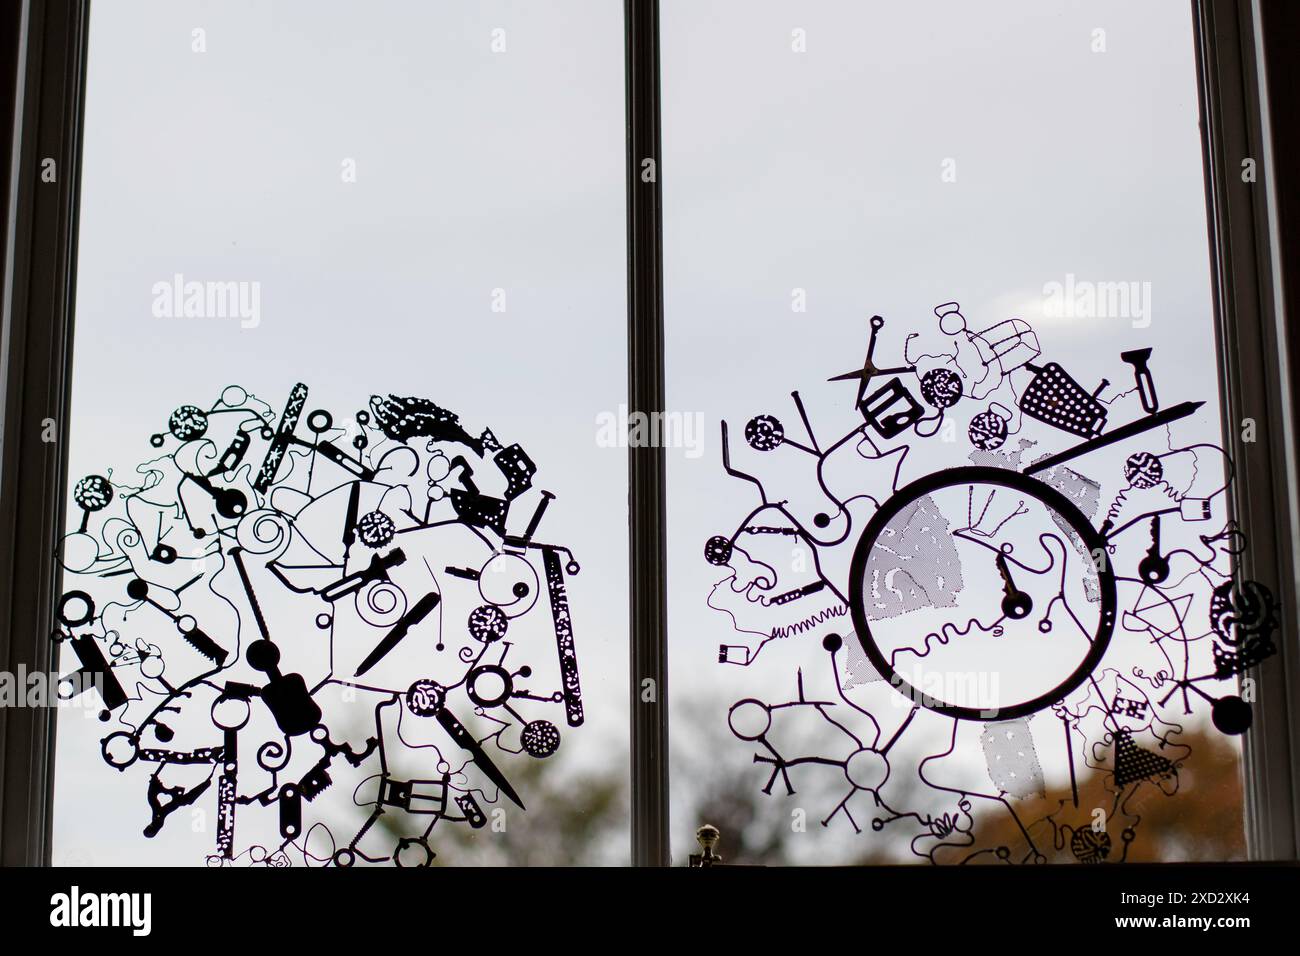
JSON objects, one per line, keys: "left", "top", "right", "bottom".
{"left": 1193, "top": 0, "right": 1300, "bottom": 860}
{"left": 625, "top": 0, "right": 670, "bottom": 866}
{"left": 0, "top": 0, "right": 89, "bottom": 867}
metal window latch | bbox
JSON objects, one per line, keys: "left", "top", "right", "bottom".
{"left": 688, "top": 824, "right": 722, "bottom": 867}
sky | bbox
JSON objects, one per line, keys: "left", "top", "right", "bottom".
{"left": 53, "top": 0, "right": 1233, "bottom": 867}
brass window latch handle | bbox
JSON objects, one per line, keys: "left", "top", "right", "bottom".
{"left": 688, "top": 824, "right": 722, "bottom": 867}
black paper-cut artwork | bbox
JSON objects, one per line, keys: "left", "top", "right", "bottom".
{"left": 704, "top": 302, "right": 1276, "bottom": 864}
{"left": 56, "top": 385, "right": 584, "bottom": 866}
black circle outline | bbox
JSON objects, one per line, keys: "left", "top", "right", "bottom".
{"left": 848, "top": 465, "right": 1116, "bottom": 721}
{"left": 101, "top": 730, "right": 140, "bottom": 770}
{"left": 57, "top": 589, "right": 96, "bottom": 627}
{"left": 393, "top": 837, "right": 433, "bottom": 867}
{"left": 466, "top": 664, "right": 513, "bottom": 708}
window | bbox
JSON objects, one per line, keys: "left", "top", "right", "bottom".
{"left": 1, "top": 0, "right": 1295, "bottom": 869}
{"left": 46, "top": 0, "right": 629, "bottom": 867}
{"left": 662, "top": 0, "right": 1257, "bottom": 865}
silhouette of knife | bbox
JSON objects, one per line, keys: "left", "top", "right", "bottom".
{"left": 353, "top": 590, "right": 440, "bottom": 677}
{"left": 435, "top": 706, "right": 525, "bottom": 810}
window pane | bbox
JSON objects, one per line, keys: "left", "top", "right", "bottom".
{"left": 665, "top": 0, "right": 1251, "bottom": 864}
{"left": 54, "top": 0, "right": 628, "bottom": 866}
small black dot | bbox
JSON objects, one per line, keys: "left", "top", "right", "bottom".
{"left": 246, "top": 640, "right": 279, "bottom": 673}
{"left": 1212, "top": 695, "right": 1252, "bottom": 735}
